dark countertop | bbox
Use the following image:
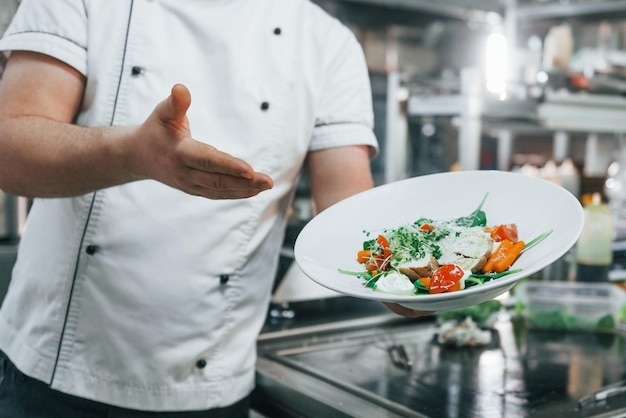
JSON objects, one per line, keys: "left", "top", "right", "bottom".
{"left": 261, "top": 296, "right": 396, "bottom": 336}
{"left": 254, "top": 295, "right": 626, "bottom": 418}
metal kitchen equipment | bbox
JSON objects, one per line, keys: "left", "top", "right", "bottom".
{"left": 0, "top": 191, "right": 20, "bottom": 242}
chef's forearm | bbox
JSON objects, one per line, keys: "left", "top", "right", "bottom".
{"left": 306, "top": 145, "right": 374, "bottom": 214}
{"left": 0, "top": 116, "right": 140, "bottom": 198}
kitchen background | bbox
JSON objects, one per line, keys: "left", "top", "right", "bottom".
{"left": 4, "top": 0, "right": 626, "bottom": 417}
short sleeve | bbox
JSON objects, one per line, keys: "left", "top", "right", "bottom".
{"left": 310, "top": 26, "right": 379, "bottom": 157}
{"left": 0, "top": 0, "right": 88, "bottom": 76}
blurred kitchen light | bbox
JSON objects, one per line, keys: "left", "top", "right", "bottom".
{"left": 421, "top": 122, "right": 435, "bottom": 137}
{"left": 536, "top": 70, "right": 549, "bottom": 84}
{"left": 397, "top": 86, "right": 409, "bottom": 101}
{"left": 485, "top": 11, "right": 502, "bottom": 25}
{"left": 485, "top": 30, "right": 508, "bottom": 100}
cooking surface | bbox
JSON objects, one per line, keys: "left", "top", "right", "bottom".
{"left": 255, "top": 300, "right": 626, "bottom": 417}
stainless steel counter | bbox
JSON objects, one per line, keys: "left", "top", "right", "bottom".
{"left": 253, "top": 298, "right": 626, "bottom": 418}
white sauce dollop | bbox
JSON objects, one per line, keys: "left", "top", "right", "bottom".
{"left": 375, "top": 271, "right": 415, "bottom": 294}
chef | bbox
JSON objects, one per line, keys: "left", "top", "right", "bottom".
{"left": 0, "top": 0, "right": 426, "bottom": 416}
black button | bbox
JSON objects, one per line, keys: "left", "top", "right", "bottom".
{"left": 273, "top": 27, "right": 281, "bottom": 35}
{"left": 85, "top": 245, "right": 98, "bottom": 255}
{"left": 260, "top": 102, "right": 270, "bottom": 111}
{"left": 196, "top": 359, "right": 207, "bottom": 369}
{"left": 131, "top": 66, "right": 142, "bottom": 76}
{"left": 219, "top": 274, "right": 230, "bottom": 284}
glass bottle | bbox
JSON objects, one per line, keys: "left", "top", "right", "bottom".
{"left": 605, "top": 135, "right": 626, "bottom": 241}
{"left": 576, "top": 193, "right": 613, "bottom": 282}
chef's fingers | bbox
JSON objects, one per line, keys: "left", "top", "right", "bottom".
{"left": 383, "top": 302, "right": 434, "bottom": 319}
{"left": 186, "top": 173, "right": 274, "bottom": 199}
{"left": 157, "top": 84, "right": 266, "bottom": 181}
{"left": 148, "top": 83, "right": 273, "bottom": 197}
{"left": 183, "top": 168, "right": 274, "bottom": 199}
{"left": 157, "top": 84, "right": 192, "bottom": 127}
{"left": 177, "top": 138, "right": 264, "bottom": 181}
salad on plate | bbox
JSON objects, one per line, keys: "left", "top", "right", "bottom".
{"left": 339, "top": 193, "right": 551, "bottom": 296}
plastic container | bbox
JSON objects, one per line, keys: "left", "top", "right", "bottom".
{"left": 515, "top": 281, "right": 626, "bottom": 333}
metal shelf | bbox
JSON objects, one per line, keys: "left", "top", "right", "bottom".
{"left": 516, "top": 1, "right": 626, "bottom": 21}
{"left": 538, "top": 90, "right": 626, "bottom": 133}
{"left": 407, "top": 94, "right": 538, "bottom": 120}
{"left": 329, "top": 0, "right": 503, "bottom": 21}
{"left": 408, "top": 90, "right": 626, "bottom": 133}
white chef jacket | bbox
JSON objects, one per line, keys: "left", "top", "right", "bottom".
{"left": 0, "top": 0, "right": 377, "bottom": 411}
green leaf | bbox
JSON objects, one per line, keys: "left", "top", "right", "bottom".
{"left": 413, "top": 279, "right": 430, "bottom": 295}
{"left": 523, "top": 229, "right": 553, "bottom": 252}
{"left": 437, "top": 300, "right": 501, "bottom": 324}
{"left": 464, "top": 276, "right": 485, "bottom": 288}
{"left": 469, "top": 268, "right": 522, "bottom": 282}
{"left": 338, "top": 268, "right": 363, "bottom": 277}
{"left": 365, "top": 278, "right": 377, "bottom": 289}
{"left": 363, "top": 239, "right": 375, "bottom": 251}
{"left": 455, "top": 193, "right": 489, "bottom": 227}
{"left": 597, "top": 314, "right": 616, "bottom": 331}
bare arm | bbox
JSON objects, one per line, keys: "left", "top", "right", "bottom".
{"left": 305, "top": 144, "right": 373, "bottom": 214}
{"left": 0, "top": 51, "right": 273, "bottom": 199}
{"left": 306, "top": 145, "right": 431, "bottom": 318}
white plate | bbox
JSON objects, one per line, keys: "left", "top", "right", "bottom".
{"left": 294, "top": 170, "right": 584, "bottom": 312}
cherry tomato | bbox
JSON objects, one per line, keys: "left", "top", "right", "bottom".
{"left": 429, "top": 264, "right": 465, "bottom": 294}
{"left": 491, "top": 224, "right": 518, "bottom": 242}
{"left": 420, "top": 223, "right": 435, "bottom": 232}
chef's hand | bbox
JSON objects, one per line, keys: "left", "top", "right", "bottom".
{"left": 131, "top": 83, "right": 274, "bottom": 199}
{"left": 383, "top": 302, "right": 434, "bottom": 319}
